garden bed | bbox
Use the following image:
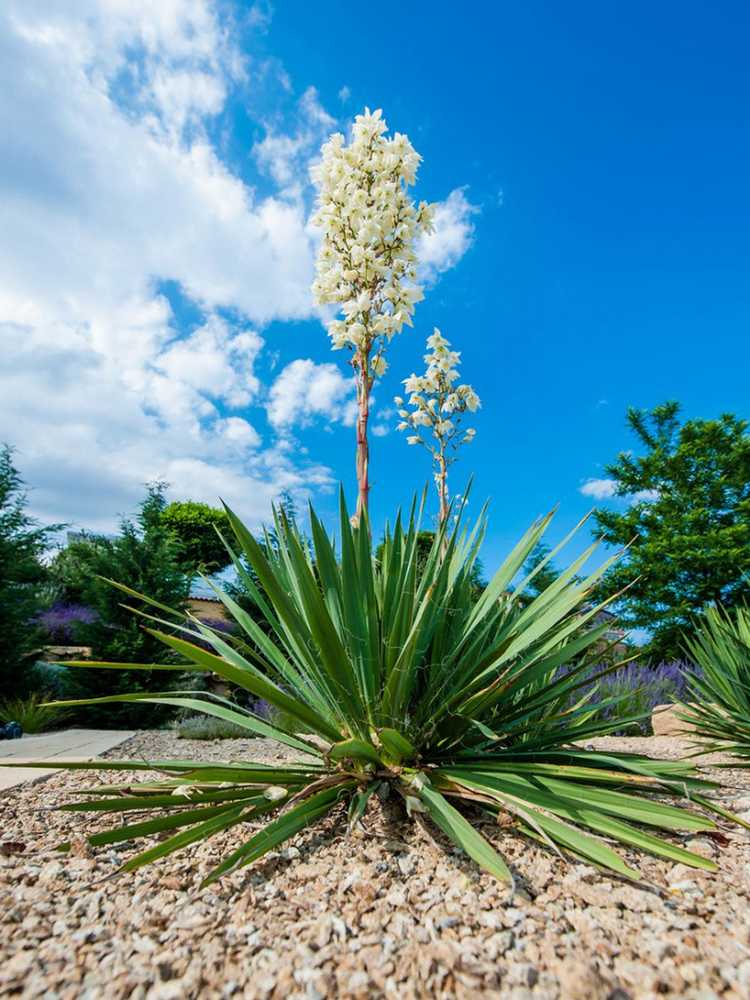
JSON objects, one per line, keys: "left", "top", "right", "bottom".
{"left": 2, "top": 732, "right": 750, "bottom": 999}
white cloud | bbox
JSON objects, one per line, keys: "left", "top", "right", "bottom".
{"left": 372, "top": 406, "right": 394, "bottom": 437}
{"left": 418, "top": 187, "right": 479, "bottom": 283}
{"left": 580, "top": 478, "right": 618, "bottom": 500}
{"left": 0, "top": 2, "right": 477, "bottom": 533}
{"left": 154, "top": 317, "right": 264, "bottom": 410}
{"left": 338, "top": 85, "right": 351, "bottom": 103}
{"left": 579, "top": 478, "right": 660, "bottom": 505}
{"left": 11, "top": 0, "right": 244, "bottom": 143}
{"left": 1, "top": 3, "right": 320, "bottom": 329}
{"left": 1, "top": 318, "right": 335, "bottom": 532}
{"left": 0, "top": 1, "right": 329, "bottom": 530}
{"left": 252, "top": 86, "right": 335, "bottom": 193}
{"left": 267, "top": 359, "right": 356, "bottom": 429}
{"left": 631, "top": 488, "right": 660, "bottom": 504}
{"left": 219, "top": 417, "right": 261, "bottom": 450}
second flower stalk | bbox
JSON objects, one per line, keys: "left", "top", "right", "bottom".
{"left": 396, "top": 328, "right": 480, "bottom": 524}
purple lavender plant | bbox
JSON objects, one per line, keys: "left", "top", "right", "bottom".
{"left": 190, "top": 616, "right": 236, "bottom": 651}
{"left": 247, "top": 698, "right": 271, "bottom": 720}
{"left": 568, "top": 660, "right": 699, "bottom": 735}
{"left": 37, "top": 603, "right": 97, "bottom": 643}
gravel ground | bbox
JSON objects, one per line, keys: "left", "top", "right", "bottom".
{"left": 2, "top": 732, "right": 750, "bottom": 1000}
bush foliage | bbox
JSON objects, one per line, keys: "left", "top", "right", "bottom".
{"left": 0, "top": 694, "right": 64, "bottom": 734}
{"left": 593, "top": 402, "right": 750, "bottom": 660}
{"left": 0, "top": 445, "right": 60, "bottom": 697}
{"left": 48, "top": 484, "right": 191, "bottom": 726}
{"left": 160, "top": 500, "right": 232, "bottom": 575}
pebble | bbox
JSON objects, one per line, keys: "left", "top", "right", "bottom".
{"left": 397, "top": 854, "right": 417, "bottom": 877}
{"left": 685, "top": 838, "right": 717, "bottom": 859}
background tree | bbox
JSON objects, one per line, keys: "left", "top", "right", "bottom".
{"left": 0, "top": 445, "right": 59, "bottom": 697}
{"left": 160, "top": 500, "right": 232, "bottom": 575}
{"left": 592, "top": 401, "right": 750, "bottom": 660}
{"left": 522, "top": 542, "right": 562, "bottom": 599}
{"left": 51, "top": 484, "right": 191, "bottom": 724}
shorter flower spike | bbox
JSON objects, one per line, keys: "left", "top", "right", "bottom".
{"left": 395, "top": 328, "right": 480, "bottom": 523}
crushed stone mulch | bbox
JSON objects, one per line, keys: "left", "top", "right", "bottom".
{"left": 2, "top": 732, "right": 750, "bottom": 999}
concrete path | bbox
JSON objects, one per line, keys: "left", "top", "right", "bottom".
{"left": 0, "top": 729, "right": 135, "bottom": 791}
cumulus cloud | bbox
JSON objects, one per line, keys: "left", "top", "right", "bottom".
{"left": 1, "top": 3, "right": 320, "bottom": 325}
{"left": 1, "top": 316, "right": 332, "bottom": 532}
{"left": 579, "top": 478, "right": 660, "bottom": 504}
{"left": 219, "top": 416, "right": 262, "bottom": 451}
{"left": 0, "top": 2, "right": 477, "bottom": 532}
{"left": 0, "top": 1, "right": 327, "bottom": 529}
{"left": 267, "top": 359, "right": 356, "bottom": 429}
{"left": 372, "top": 406, "right": 394, "bottom": 438}
{"left": 580, "top": 478, "right": 618, "bottom": 500}
{"left": 631, "top": 488, "right": 660, "bottom": 504}
{"left": 252, "top": 86, "right": 335, "bottom": 193}
{"left": 153, "top": 317, "right": 264, "bottom": 411}
{"left": 418, "top": 187, "right": 479, "bottom": 284}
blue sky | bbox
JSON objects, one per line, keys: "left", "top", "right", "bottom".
{"left": 1, "top": 1, "right": 748, "bottom": 573}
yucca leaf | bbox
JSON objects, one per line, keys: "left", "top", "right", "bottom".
{"left": 197, "top": 578, "right": 328, "bottom": 713}
{"left": 99, "top": 578, "right": 184, "bottom": 620}
{"left": 440, "top": 773, "right": 701, "bottom": 875}
{"left": 221, "top": 504, "right": 348, "bottom": 711}
{"left": 498, "top": 800, "right": 641, "bottom": 879}
{"left": 411, "top": 775, "right": 513, "bottom": 883}
{"left": 0, "top": 759, "right": 324, "bottom": 783}
{"left": 143, "top": 628, "right": 343, "bottom": 742}
{"left": 442, "top": 767, "right": 712, "bottom": 831}
{"left": 465, "top": 512, "right": 553, "bottom": 633}
{"left": 60, "top": 660, "right": 190, "bottom": 671}
{"left": 679, "top": 606, "right": 750, "bottom": 760}
{"left": 378, "top": 728, "right": 416, "bottom": 764}
{"left": 59, "top": 801, "right": 266, "bottom": 851}
{"left": 328, "top": 738, "right": 383, "bottom": 765}
{"left": 348, "top": 784, "right": 378, "bottom": 828}
{"left": 43, "top": 693, "right": 320, "bottom": 757}
{"left": 60, "top": 789, "right": 273, "bottom": 812}
{"left": 201, "top": 783, "right": 352, "bottom": 887}
{"left": 121, "top": 805, "right": 249, "bottom": 873}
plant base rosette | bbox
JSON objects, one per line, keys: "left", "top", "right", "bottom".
{"left": 8, "top": 495, "right": 747, "bottom": 887}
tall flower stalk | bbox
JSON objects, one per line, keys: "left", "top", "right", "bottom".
{"left": 396, "top": 328, "right": 480, "bottom": 523}
{"left": 311, "top": 108, "right": 433, "bottom": 523}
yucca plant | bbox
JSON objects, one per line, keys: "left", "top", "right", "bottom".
{"left": 10, "top": 496, "right": 744, "bottom": 886}
{"left": 679, "top": 605, "right": 750, "bottom": 760}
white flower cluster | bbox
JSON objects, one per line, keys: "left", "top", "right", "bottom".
{"left": 310, "top": 108, "right": 434, "bottom": 378}
{"left": 396, "top": 328, "right": 480, "bottom": 458}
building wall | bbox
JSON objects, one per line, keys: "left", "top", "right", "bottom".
{"left": 186, "top": 597, "right": 231, "bottom": 623}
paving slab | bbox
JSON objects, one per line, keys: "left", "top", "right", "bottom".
{"left": 0, "top": 729, "right": 135, "bottom": 790}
